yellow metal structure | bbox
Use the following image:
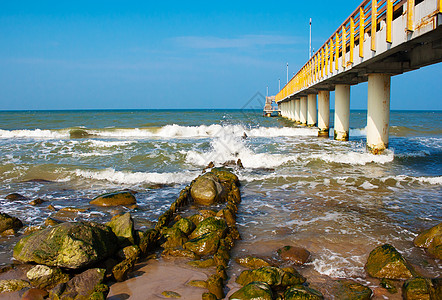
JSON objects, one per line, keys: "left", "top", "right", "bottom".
{"left": 342, "top": 26, "right": 347, "bottom": 66}
{"left": 439, "top": 0, "right": 442, "bottom": 13}
{"left": 335, "top": 33, "right": 339, "bottom": 70}
{"left": 371, "top": 0, "right": 377, "bottom": 51}
{"left": 350, "top": 18, "right": 355, "bottom": 63}
{"left": 407, "top": 0, "right": 414, "bottom": 32}
{"left": 360, "top": 7, "right": 365, "bottom": 58}
{"left": 330, "top": 40, "right": 334, "bottom": 73}
{"left": 387, "top": 0, "right": 393, "bottom": 43}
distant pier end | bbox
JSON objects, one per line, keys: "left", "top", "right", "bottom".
{"left": 276, "top": 0, "right": 442, "bottom": 154}
{"left": 263, "top": 96, "right": 280, "bottom": 117}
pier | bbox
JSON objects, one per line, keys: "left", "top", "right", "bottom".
{"left": 274, "top": 0, "right": 442, "bottom": 153}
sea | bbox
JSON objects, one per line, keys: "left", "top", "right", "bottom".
{"left": 0, "top": 109, "right": 441, "bottom": 296}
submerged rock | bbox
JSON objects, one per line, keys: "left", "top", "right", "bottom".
{"left": 414, "top": 222, "right": 442, "bottom": 260}
{"left": 21, "top": 288, "right": 48, "bottom": 300}
{"left": 332, "top": 279, "right": 372, "bottom": 300}
{"left": 0, "top": 279, "right": 31, "bottom": 293}
{"left": 284, "top": 285, "right": 324, "bottom": 300}
{"left": 13, "top": 222, "right": 118, "bottom": 269}
{"left": 365, "top": 244, "right": 416, "bottom": 279}
{"left": 236, "top": 266, "right": 305, "bottom": 288}
{"left": 69, "top": 129, "right": 94, "bottom": 138}
{"left": 106, "top": 212, "right": 136, "bottom": 247}
{"left": 190, "top": 173, "right": 224, "bottom": 205}
{"left": 277, "top": 245, "right": 311, "bottom": 265}
{"left": 29, "top": 198, "right": 46, "bottom": 206}
{"left": 5, "top": 193, "right": 28, "bottom": 201}
{"left": 90, "top": 191, "right": 136, "bottom": 207}
{"left": 229, "top": 281, "right": 274, "bottom": 300}
{"left": 26, "top": 264, "right": 69, "bottom": 290}
{"left": 211, "top": 167, "right": 240, "bottom": 185}
{"left": 0, "top": 212, "right": 23, "bottom": 234}
{"left": 235, "top": 256, "right": 272, "bottom": 269}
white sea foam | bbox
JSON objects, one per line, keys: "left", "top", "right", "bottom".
{"left": 308, "top": 149, "right": 394, "bottom": 165}
{"left": 311, "top": 249, "right": 365, "bottom": 278}
{"left": 0, "top": 129, "right": 67, "bottom": 139}
{"left": 87, "top": 140, "right": 137, "bottom": 147}
{"left": 349, "top": 127, "right": 367, "bottom": 137}
{"left": 74, "top": 168, "right": 201, "bottom": 185}
{"left": 414, "top": 176, "right": 442, "bottom": 185}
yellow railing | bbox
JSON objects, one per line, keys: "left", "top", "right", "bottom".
{"left": 276, "top": 0, "right": 412, "bottom": 103}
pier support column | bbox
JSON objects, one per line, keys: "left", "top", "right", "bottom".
{"left": 367, "top": 74, "right": 391, "bottom": 154}
{"left": 294, "top": 99, "right": 300, "bottom": 123}
{"left": 318, "top": 90, "right": 330, "bottom": 137}
{"left": 300, "top": 96, "right": 308, "bottom": 126}
{"left": 334, "top": 84, "right": 350, "bottom": 141}
{"left": 290, "top": 99, "right": 295, "bottom": 120}
{"left": 307, "top": 94, "right": 317, "bottom": 127}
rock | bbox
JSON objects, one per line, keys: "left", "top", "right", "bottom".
{"left": 380, "top": 278, "right": 398, "bottom": 294}
{"left": 51, "top": 208, "right": 83, "bottom": 222}
{"left": 161, "top": 227, "right": 188, "bottom": 249}
{"left": 161, "top": 291, "right": 181, "bottom": 298}
{"left": 427, "top": 235, "right": 442, "bottom": 259}
{"left": 172, "top": 217, "right": 195, "bottom": 236}
{"left": 277, "top": 245, "right": 311, "bottom": 265}
{"left": 284, "top": 285, "right": 323, "bottom": 300}
{"left": 112, "top": 258, "right": 134, "bottom": 282}
{"left": 211, "top": 167, "right": 240, "bottom": 185}
{"left": 13, "top": 222, "right": 118, "bottom": 269}
{"left": 0, "top": 279, "right": 30, "bottom": 293}
{"left": 189, "top": 214, "right": 205, "bottom": 226}
{"left": 0, "top": 212, "right": 23, "bottom": 234}
{"left": 69, "top": 129, "right": 94, "bottom": 138}
{"left": 414, "top": 223, "right": 442, "bottom": 248}
{"left": 21, "top": 288, "right": 48, "bottom": 300}
{"left": 206, "top": 274, "right": 224, "bottom": 299}
{"left": 29, "top": 198, "right": 46, "bottom": 206}
{"left": 236, "top": 266, "right": 305, "bottom": 288}
{"left": 332, "top": 279, "right": 372, "bottom": 300}
{"left": 402, "top": 277, "right": 437, "bottom": 300}
{"left": 202, "top": 293, "right": 218, "bottom": 300}
{"left": 162, "top": 249, "right": 199, "bottom": 259}
{"left": 365, "top": 244, "right": 416, "bottom": 279}
{"left": 187, "top": 258, "right": 215, "bottom": 268}
{"left": 44, "top": 217, "right": 62, "bottom": 226}
{"left": 24, "top": 226, "right": 44, "bottom": 235}
{"left": 106, "top": 212, "right": 136, "bottom": 247}
{"left": 49, "top": 268, "right": 106, "bottom": 299}
{"left": 184, "top": 232, "right": 221, "bottom": 256}
{"left": 5, "top": 193, "right": 28, "bottom": 200}
{"left": 229, "top": 281, "right": 274, "bottom": 300}
{"left": 199, "top": 209, "right": 217, "bottom": 219}
{"left": 216, "top": 209, "right": 236, "bottom": 226}
{"left": 117, "top": 245, "right": 140, "bottom": 261}
{"left": 0, "top": 228, "right": 17, "bottom": 236}
{"left": 235, "top": 256, "right": 272, "bottom": 269}
{"left": 90, "top": 191, "right": 136, "bottom": 207}
{"left": 46, "top": 205, "right": 56, "bottom": 211}
{"left": 189, "top": 217, "right": 227, "bottom": 239}
{"left": 190, "top": 173, "right": 224, "bottom": 205}
{"left": 139, "top": 228, "right": 160, "bottom": 256}
{"left": 187, "top": 280, "right": 207, "bottom": 288}
{"left": 26, "top": 265, "right": 69, "bottom": 290}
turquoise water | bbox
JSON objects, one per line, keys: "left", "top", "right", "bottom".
{"left": 0, "top": 109, "right": 441, "bottom": 296}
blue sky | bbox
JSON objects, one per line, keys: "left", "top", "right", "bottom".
{"left": 0, "top": 0, "right": 440, "bottom": 110}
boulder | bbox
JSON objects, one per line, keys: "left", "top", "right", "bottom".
{"left": 117, "top": 245, "right": 140, "bottom": 261}
{"left": 380, "top": 278, "right": 398, "bottom": 294}
{"left": 172, "top": 217, "right": 195, "bottom": 236}
{"left": 236, "top": 266, "right": 305, "bottom": 288}
{"left": 365, "top": 244, "right": 416, "bottom": 279}
{"left": 161, "top": 227, "right": 188, "bottom": 249}
{"left": 216, "top": 208, "right": 236, "bottom": 226}
{"left": 26, "top": 264, "right": 69, "bottom": 290}
{"left": 5, "top": 193, "right": 28, "bottom": 200}
{"left": 229, "top": 281, "right": 274, "bottom": 300}
{"left": 0, "top": 213, "right": 23, "bottom": 234}
{"left": 21, "top": 288, "right": 48, "bottom": 300}
{"left": 277, "top": 245, "right": 311, "bottom": 265}
{"left": 189, "top": 217, "right": 227, "bottom": 239}
{"left": 162, "top": 249, "right": 199, "bottom": 259}
{"left": 184, "top": 232, "right": 221, "bottom": 256}
{"left": 414, "top": 223, "right": 442, "bottom": 248}
{"left": 206, "top": 274, "right": 224, "bottom": 299}
{"left": 402, "top": 277, "right": 436, "bottom": 300}
{"left": 13, "top": 222, "right": 118, "bottom": 269}
{"left": 427, "top": 235, "right": 442, "bottom": 259}
{"left": 235, "top": 256, "right": 272, "bottom": 269}
{"left": 0, "top": 279, "right": 30, "bottom": 293}
{"left": 90, "top": 191, "right": 136, "bottom": 207}
{"left": 106, "top": 212, "right": 136, "bottom": 247}
{"left": 187, "top": 280, "right": 207, "bottom": 288}
{"left": 202, "top": 293, "right": 218, "bottom": 300}
{"left": 112, "top": 258, "right": 135, "bottom": 282}
{"left": 284, "top": 285, "right": 324, "bottom": 300}
{"left": 48, "top": 268, "right": 106, "bottom": 299}
{"left": 190, "top": 173, "right": 224, "bottom": 205}
{"left": 332, "top": 279, "right": 372, "bottom": 300}
{"left": 187, "top": 258, "right": 215, "bottom": 268}
{"left": 29, "top": 198, "right": 46, "bottom": 206}
{"left": 211, "top": 167, "right": 239, "bottom": 185}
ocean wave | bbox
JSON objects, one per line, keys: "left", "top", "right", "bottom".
{"left": 307, "top": 149, "right": 394, "bottom": 165}
{"left": 0, "top": 129, "right": 66, "bottom": 139}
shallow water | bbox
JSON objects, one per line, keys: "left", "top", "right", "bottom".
{"left": 0, "top": 109, "right": 441, "bottom": 297}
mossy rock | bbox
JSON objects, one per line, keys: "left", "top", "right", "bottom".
{"left": 236, "top": 266, "right": 305, "bottom": 288}
{"left": 402, "top": 277, "right": 437, "bottom": 300}
{"left": 184, "top": 232, "right": 220, "bottom": 256}
{"left": 113, "top": 258, "right": 135, "bottom": 282}
{"left": 187, "top": 258, "right": 215, "bottom": 268}
{"left": 229, "top": 281, "right": 274, "bottom": 300}
{"left": 49, "top": 268, "right": 106, "bottom": 299}
{"left": 284, "top": 285, "right": 324, "bottom": 300}
{"left": 106, "top": 212, "right": 136, "bottom": 247}
{"left": 161, "top": 290, "right": 181, "bottom": 298}
{"left": 5, "top": 193, "right": 28, "bottom": 200}
{"left": 332, "top": 279, "right": 372, "bottom": 300}
{"left": 69, "top": 129, "right": 94, "bottom": 138}
{"left": 206, "top": 274, "right": 224, "bottom": 299}
{"left": 190, "top": 173, "right": 224, "bottom": 205}
{"left": 13, "top": 222, "right": 118, "bottom": 269}
{"left": 235, "top": 256, "right": 272, "bottom": 269}
{"left": 117, "top": 245, "right": 140, "bottom": 261}
{"left": 172, "top": 217, "right": 195, "bottom": 236}
{"left": 0, "top": 279, "right": 31, "bottom": 293}
{"left": 365, "top": 244, "right": 416, "bottom": 279}
{"left": 189, "top": 217, "right": 227, "bottom": 239}
{"left": 0, "top": 212, "right": 23, "bottom": 234}
{"left": 161, "top": 227, "right": 188, "bottom": 249}
{"left": 211, "top": 167, "right": 240, "bottom": 185}
{"left": 90, "top": 191, "right": 136, "bottom": 207}
{"left": 216, "top": 208, "right": 236, "bottom": 226}
{"left": 202, "top": 293, "right": 218, "bottom": 300}
{"left": 162, "top": 248, "right": 199, "bottom": 259}
{"left": 26, "top": 264, "right": 70, "bottom": 290}
{"left": 380, "top": 278, "right": 398, "bottom": 294}
{"left": 187, "top": 280, "right": 207, "bottom": 288}
{"left": 427, "top": 235, "right": 442, "bottom": 259}
{"left": 414, "top": 223, "right": 442, "bottom": 248}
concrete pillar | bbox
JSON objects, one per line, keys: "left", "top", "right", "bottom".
{"left": 307, "top": 94, "right": 317, "bottom": 127}
{"left": 282, "top": 103, "right": 285, "bottom": 118}
{"left": 334, "top": 84, "right": 350, "bottom": 141}
{"left": 294, "top": 99, "right": 300, "bottom": 123}
{"left": 291, "top": 99, "right": 295, "bottom": 121}
{"left": 367, "top": 74, "right": 391, "bottom": 154}
{"left": 318, "top": 90, "right": 330, "bottom": 137}
{"left": 300, "top": 96, "right": 308, "bottom": 126}
{"left": 288, "top": 100, "right": 293, "bottom": 120}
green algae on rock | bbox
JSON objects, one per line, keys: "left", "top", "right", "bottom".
{"left": 90, "top": 191, "right": 136, "bottom": 207}
{"left": 0, "top": 212, "right": 23, "bottom": 234}
{"left": 365, "top": 244, "right": 416, "bottom": 279}
{"left": 211, "top": 167, "right": 240, "bottom": 185}
{"left": 26, "top": 264, "right": 70, "bottom": 290}
{"left": 229, "top": 281, "right": 274, "bottom": 300}
{"left": 161, "top": 290, "right": 182, "bottom": 298}
{"left": 106, "top": 212, "right": 136, "bottom": 247}
{"left": 284, "top": 285, "right": 324, "bottom": 300}
{"left": 49, "top": 268, "right": 107, "bottom": 299}
{"left": 0, "top": 279, "right": 31, "bottom": 293}
{"left": 332, "top": 279, "right": 372, "bottom": 300}
{"left": 184, "top": 232, "right": 221, "bottom": 256}
{"left": 190, "top": 172, "right": 224, "bottom": 205}
{"left": 402, "top": 277, "right": 439, "bottom": 300}
{"left": 189, "top": 217, "right": 227, "bottom": 239}
{"left": 172, "top": 217, "right": 196, "bottom": 236}
{"left": 13, "top": 222, "right": 118, "bottom": 269}
{"left": 235, "top": 256, "right": 272, "bottom": 269}
{"left": 414, "top": 222, "right": 442, "bottom": 260}
{"left": 161, "top": 227, "right": 188, "bottom": 249}
{"left": 236, "top": 266, "right": 305, "bottom": 288}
